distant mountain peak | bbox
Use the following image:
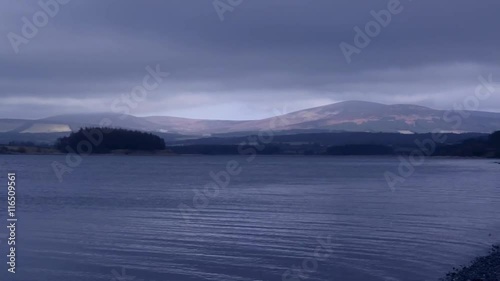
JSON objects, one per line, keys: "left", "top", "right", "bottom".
{"left": 322, "top": 100, "right": 434, "bottom": 110}
{"left": 333, "top": 100, "right": 384, "bottom": 106}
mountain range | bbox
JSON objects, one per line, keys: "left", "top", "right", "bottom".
{"left": 2, "top": 101, "right": 500, "bottom": 137}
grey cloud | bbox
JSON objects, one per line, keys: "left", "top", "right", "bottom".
{"left": 1, "top": 0, "right": 500, "bottom": 119}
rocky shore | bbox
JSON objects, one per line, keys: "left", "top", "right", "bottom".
{"left": 441, "top": 245, "right": 500, "bottom": 281}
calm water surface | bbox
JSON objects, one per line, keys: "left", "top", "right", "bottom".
{"left": 0, "top": 155, "right": 499, "bottom": 281}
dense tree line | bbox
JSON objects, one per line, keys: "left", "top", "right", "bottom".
{"left": 171, "top": 132, "right": 485, "bottom": 147}
{"left": 56, "top": 127, "right": 166, "bottom": 154}
{"left": 323, "top": 131, "right": 500, "bottom": 157}
{"left": 326, "top": 144, "right": 394, "bottom": 155}
{"left": 435, "top": 131, "right": 500, "bottom": 158}
{"left": 51, "top": 128, "right": 500, "bottom": 157}
{"left": 491, "top": 131, "right": 500, "bottom": 148}
{"left": 167, "top": 145, "right": 281, "bottom": 155}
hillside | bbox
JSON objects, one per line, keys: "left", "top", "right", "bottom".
{"left": 2, "top": 101, "right": 500, "bottom": 137}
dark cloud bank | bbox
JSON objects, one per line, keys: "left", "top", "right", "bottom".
{"left": 1, "top": 0, "right": 499, "bottom": 119}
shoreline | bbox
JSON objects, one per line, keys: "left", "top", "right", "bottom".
{"left": 441, "top": 245, "right": 500, "bottom": 281}
{"left": 1, "top": 149, "right": 500, "bottom": 160}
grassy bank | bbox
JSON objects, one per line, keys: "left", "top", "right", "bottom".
{"left": 441, "top": 245, "right": 500, "bottom": 281}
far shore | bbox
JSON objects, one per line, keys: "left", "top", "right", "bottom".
{"left": 2, "top": 145, "right": 500, "bottom": 159}
{"left": 0, "top": 146, "right": 175, "bottom": 156}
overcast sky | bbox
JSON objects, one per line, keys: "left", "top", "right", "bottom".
{"left": 1, "top": 0, "right": 499, "bottom": 120}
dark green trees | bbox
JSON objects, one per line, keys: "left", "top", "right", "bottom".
{"left": 490, "top": 131, "right": 500, "bottom": 148}
{"left": 56, "top": 127, "right": 166, "bottom": 154}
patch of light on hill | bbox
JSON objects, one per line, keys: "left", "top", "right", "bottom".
{"left": 21, "top": 124, "right": 72, "bottom": 133}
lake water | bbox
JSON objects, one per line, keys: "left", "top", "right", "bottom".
{"left": 0, "top": 155, "right": 499, "bottom": 281}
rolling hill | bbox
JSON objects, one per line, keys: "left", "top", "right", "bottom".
{"left": 1, "top": 101, "right": 500, "bottom": 140}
